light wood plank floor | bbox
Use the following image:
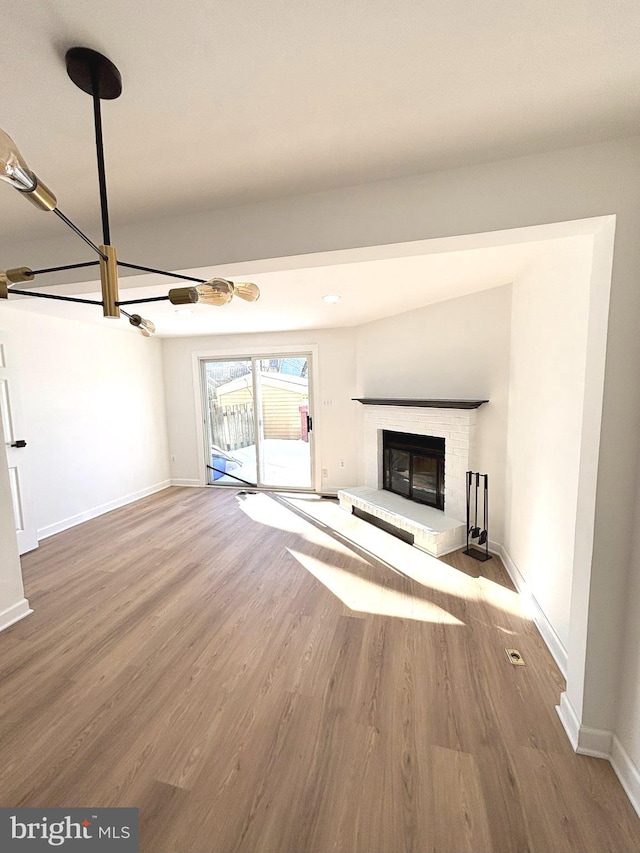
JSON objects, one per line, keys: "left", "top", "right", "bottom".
{"left": 1, "top": 486, "right": 639, "bottom": 852}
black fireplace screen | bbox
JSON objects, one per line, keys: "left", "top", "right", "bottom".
{"left": 382, "top": 430, "right": 445, "bottom": 510}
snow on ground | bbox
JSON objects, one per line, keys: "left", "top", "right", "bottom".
{"left": 212, "top": 439, "right": 311, "bottom": 487}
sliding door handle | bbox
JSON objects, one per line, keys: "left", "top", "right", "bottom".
{"left": 10, "top": 439, "right": 27, "bottom": 448}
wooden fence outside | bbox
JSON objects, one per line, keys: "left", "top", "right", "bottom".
{"left": 209, "top": 402, "right": 255, "bottom": 450}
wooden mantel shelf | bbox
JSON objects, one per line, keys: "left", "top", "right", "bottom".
{"left": 352, "top": 398, "right": 489, "bottom": 409}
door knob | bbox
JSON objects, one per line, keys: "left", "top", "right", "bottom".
{"left": 10, "top": 439, "right": 27, "bottom": 448}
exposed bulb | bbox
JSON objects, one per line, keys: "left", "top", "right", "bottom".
{"left": 168, "top": 278, "right": 232, "bottom": 307}
{"left": 0, "top": 128, "right": 36, "bottom": 191}
{"left": 233, "top": 282, "right": 260, "bottom": 302}
{"left": 0, "top": 271, "right": 9, "bottom": 300}
{"left": 196, "top": 278, "right": 234, "bottom": 306}
{"left": 168, "top": 277, "right": 259, "bottom": 307}
{"left": 129, "top": 314, "right": 156, "bottom": 337}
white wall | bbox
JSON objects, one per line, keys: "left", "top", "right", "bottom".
{"left": 355, "top": 283, "right": 512, "bottom": 541}
{"left": 504, "top": 237, "right": 594, "bottom": 661}
{"left": 162, "top": 327, "right": 358, "bottom": 492}
{"left": 5, "top": 135, "right": 640, "bottom": 805}
{"left": 0, "top": 307, "right": 170, "bottom": 538}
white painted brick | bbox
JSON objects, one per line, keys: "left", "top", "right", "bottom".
{"left": 360, "top": 404, "right": 477, "bottom": 526}
{"left": 449, "top": 438, "right": 470, "bottom": 448}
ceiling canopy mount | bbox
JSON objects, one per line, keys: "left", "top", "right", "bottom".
{"left": 65, "top": 47, "right": 123, "bottom": 100}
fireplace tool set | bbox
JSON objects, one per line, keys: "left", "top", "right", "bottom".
{"left": 465, "top": 471, "right": 492, "bottom": 562}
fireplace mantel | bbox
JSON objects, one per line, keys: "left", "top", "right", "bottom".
{"left": 353, "top": 398, "right": 488, "bottom": 409}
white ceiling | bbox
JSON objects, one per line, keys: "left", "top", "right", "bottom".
{"left": 1, "top": 3, "right": 635, "bottom": 334}
{"left": 2, "top": 0, "right": 640, "bottom": 246}
{"left": 6, "top": 234, "right": 583, "bottom": 336}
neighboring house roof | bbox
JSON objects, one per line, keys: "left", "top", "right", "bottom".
{"left": 216, "top": 371, "right": 308, "bottom": 397}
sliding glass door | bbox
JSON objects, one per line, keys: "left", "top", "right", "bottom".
{"left": 202, "top": 354, "right": 313, "bottom": 490}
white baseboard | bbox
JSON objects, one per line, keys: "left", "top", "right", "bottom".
{"left": 0, "top": 598, "right": 33, "bottom": 633}
{"left": 37, "top": 480, "right": 172, "bottom": 540}
{"left": 556, "top": 692, "right": 580, "bottom": 751}
{"left": 498, "top": 544, "right": 568, "bottom": 678}
{"left": 504, "top": 541, "right": 640, "bottom": 818}
{"left": 488, "top": 537, "right": 501, "bottom": 555}
{"left": 170, "top": 478, "right": 203, "bottom": 487}
{"left": 577, "top": 725, "right": 613, "bottom": 759}
{"left": 557, "top": 693, "right": 640, "bottom": 818}
{"left": 611, "top": 735, "right": 640, "bottom": 818}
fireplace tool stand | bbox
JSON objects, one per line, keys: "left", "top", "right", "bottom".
{"left": 464, "top": 470, "right": 492, "bottom": 562}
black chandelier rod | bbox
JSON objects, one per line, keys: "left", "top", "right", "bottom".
{"left": 29, "top": 260, "right": 101, "bottom": 277}
{"left": 91, "top": 62, "right": 112, "bottom": 246}
{"left": 52, "top": 208, "right": 107, "bottom": 260}
{"left": 117, "top": 261, "right": 207, "bottom": 283}
{"left": 206, "top": 463, "right": 257, "bottom": 488}
{"left": 8, "top": 288, "right": 103, "bottom": 306}
{"left": 116, "top": 295, "right": 171, "bottom": 306}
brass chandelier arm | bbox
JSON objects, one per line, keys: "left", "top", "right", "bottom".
{"left": 99, "top": 244, "right": 119, "bottom": 318}
{"left": 20, "top": 177, "right": 57, "bottom": 211}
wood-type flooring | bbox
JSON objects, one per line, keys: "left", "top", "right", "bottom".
{"left": 1, "top": 486, "right": 639, "bottom": 852}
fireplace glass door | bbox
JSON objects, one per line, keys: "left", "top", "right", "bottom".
{"left": 386, "top": 449, "right": 410, "bottom": 497}
{"left": 382, "top": 431, "right": 445, "bottom": 510}
{"left": 412, "top": 455, "right": 439, "bottom": 504}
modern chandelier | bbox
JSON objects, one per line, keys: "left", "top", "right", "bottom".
{"left": 0, "top": 47, "right": 260, "bottom": 336}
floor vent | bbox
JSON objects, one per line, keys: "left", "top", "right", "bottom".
{"left": 505, "top": 648, "right": 526, "bottom": 666}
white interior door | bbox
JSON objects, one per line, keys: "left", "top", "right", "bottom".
{"left": 0, "top": 333, "right": 38, "bottom": 554}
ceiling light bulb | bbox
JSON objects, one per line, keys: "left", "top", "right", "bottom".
{"left": 233, "top": 282, "right": 260, "bottom": 302}
{"left": 322, "top": 294, "right": 341, "bottom": 304}
{"left": 129, "top": 314, "right": 156, "bottom": 337}
{"left": 196, "top": 278, "right": 234, "bottom": 306}
{"left": 0, "top": 128, "right": 56, "bottom": 210}
{"left": 0, "top": 128, "right": 37, "bottom": 191}
{"left": 169, "top": 278, "right": 235, "bottom": 307}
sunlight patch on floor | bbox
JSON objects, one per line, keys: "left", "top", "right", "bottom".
{"left": 236, "top": 490, "right": 312, "bottom": 534}
{"left": 238, "top": 491, "right": 525, "bottom": 621}
{"left": 287, "top": 548, "right": 464, "bottom": 625}
{"left": 282, "top": 495, "right": 526, "bottom": 618}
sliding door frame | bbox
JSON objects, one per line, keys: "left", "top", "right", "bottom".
{"left": 192, "top": 344, "right": 320, "bottom": 492}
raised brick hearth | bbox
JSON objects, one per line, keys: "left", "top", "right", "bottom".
{"left": 339, "top": 402, "right": 480, "bottom": 557}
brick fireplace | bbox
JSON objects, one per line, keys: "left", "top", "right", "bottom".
{"left": 338, "top": 398, "right": 487, "bottom": 557}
